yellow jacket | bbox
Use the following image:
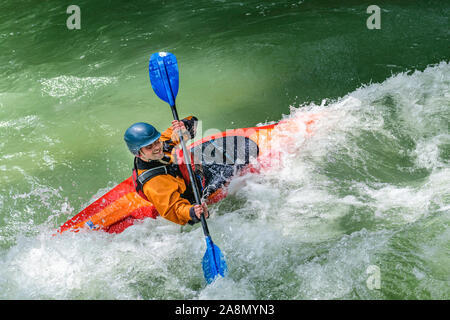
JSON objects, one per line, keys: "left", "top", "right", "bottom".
{"left": 138, "top": 116, "right": 197, "bottom": 225}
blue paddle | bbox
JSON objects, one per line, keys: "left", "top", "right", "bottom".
{"left": 148, "top": 52, "right": 227, "bottom": 284}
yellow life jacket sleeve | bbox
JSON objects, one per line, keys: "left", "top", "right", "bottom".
{"left": 142, "top": 173, "right": 193, "bottom": 225}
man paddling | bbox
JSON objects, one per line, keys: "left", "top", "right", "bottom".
{"left": 124, "top": 116, "right": 209, "bottom": 226}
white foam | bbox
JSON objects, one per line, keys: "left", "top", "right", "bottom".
{"left": 40, "top": 75, "right": 117, "bottom": 100}
{"left": 1, "top": 62, "right": 449, "bottom": 299}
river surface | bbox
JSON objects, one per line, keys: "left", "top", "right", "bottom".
{"left": 0, "top": 0, "right": 449, "bottom": 299}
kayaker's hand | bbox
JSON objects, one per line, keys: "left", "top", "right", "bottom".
{"left": 193, "top": 203, "right": 209, "bottom": 220}
{"left": 171, "top": 120, "right": 189, "bottom": 142}
{"left": 171, "top": 120, "right": 185, "bottom": 131}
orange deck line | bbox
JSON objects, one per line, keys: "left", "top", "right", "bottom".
{"left": 70, "top": 191, "right": 150, "bottom": 231}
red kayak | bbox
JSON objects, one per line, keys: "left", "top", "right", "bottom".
{"left": 57, "top": 111, "right": 321, "bottom": 234}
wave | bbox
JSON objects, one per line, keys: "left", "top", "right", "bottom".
{"left": 0, "top": 62, "right": 448, "bottom": 299}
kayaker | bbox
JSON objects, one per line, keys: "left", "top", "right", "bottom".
{"left": 124, "top": 116, "right": 209, "bottom": 226}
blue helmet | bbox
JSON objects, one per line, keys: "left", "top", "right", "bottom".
{"left": 124, "top": 122, "right": 161, "bottom": 155}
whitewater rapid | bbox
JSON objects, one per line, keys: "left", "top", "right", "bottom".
{"left": 0, "top": 62, "right": 448, "bottom": 299}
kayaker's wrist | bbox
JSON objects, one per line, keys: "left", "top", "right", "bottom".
{"left": 181, "top": 116, "right": 198, "bottom": 139}
{"left": 188, "top": 206, "right": 201, "bottom": 225}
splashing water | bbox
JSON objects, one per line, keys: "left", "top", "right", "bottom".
{"left": 1, "top": 62, "right": 448, "bottom": 299}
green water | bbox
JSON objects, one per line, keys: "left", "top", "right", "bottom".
{"left": 0, "top": 0, "right": 449, "bottom": 299}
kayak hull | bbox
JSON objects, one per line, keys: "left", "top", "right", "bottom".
{"left": 58, "top": 112, "right": 321, "bottom": 234}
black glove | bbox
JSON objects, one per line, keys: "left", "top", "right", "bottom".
{"left": 188, "top": 206, "right": 201, "bottom": 225}
{"left": 181, "top": 116, "right": 198, "bottom": 139}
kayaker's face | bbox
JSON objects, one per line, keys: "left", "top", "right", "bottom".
{"left": 139, "top": 139, "right": 163, "bottom": 161}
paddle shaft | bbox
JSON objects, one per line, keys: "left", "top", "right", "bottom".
{"left": 170, "top": 104, "right": 211, "bottom": 238}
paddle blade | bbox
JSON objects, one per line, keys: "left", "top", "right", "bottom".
{"left": 148, "top": 52, "right": 179, "bottom": 106}
{"left": 202, "top": 236, "right": 228, "bottom": 284}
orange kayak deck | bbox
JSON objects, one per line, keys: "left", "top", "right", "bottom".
{"left": 58, "top": 112, "right": 321, "bottom": 234}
